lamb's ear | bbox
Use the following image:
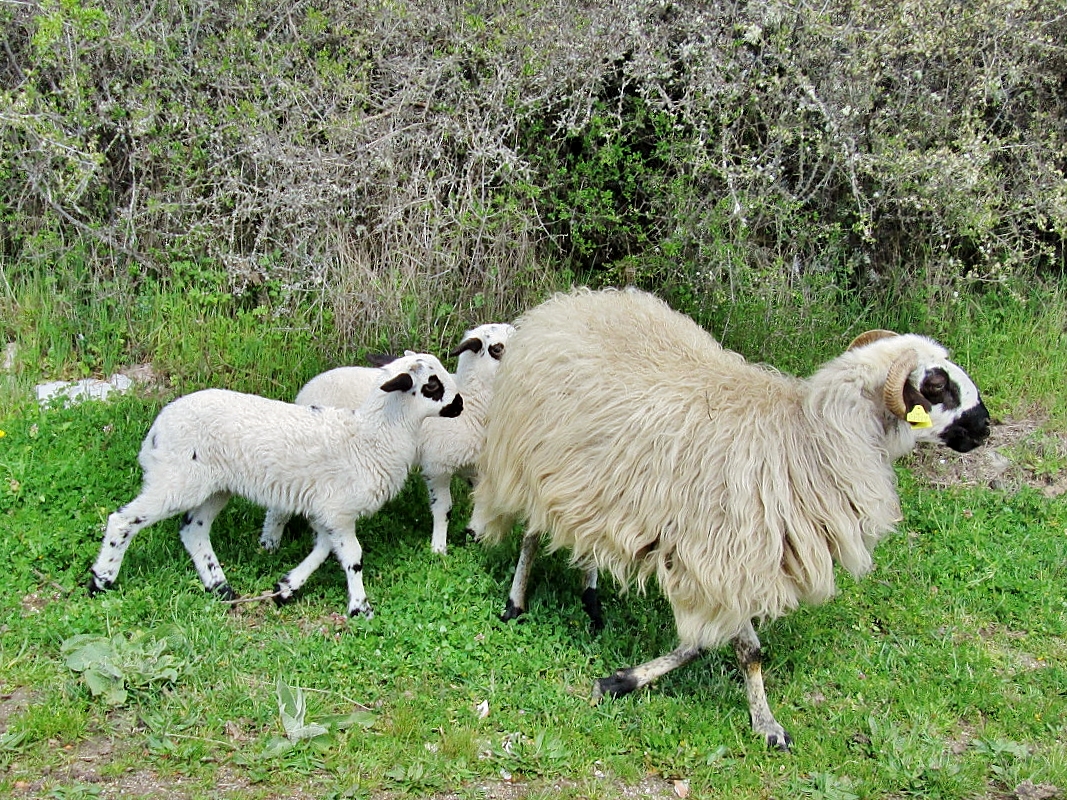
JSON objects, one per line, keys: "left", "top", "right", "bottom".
{"left": 379, "top": 372, "right": 414, "bottom": 394}
{"left": 449, "top": 337, "right": 483, "bottom": 358}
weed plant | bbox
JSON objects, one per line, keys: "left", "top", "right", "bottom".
{"left": 1, "top": 279, "right": 1066, "bottom": 798}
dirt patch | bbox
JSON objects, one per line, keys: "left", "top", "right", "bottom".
{"left": 904, "top": 416, "right": 1067, "bottom": 496}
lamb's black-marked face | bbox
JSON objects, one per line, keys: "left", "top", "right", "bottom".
{"left": 451, "top": 323, "right": 514, "bottom": 363}
{"left": 422, "top": 374, "right": 445, "bottom": 402}
{"left": 918, "top": 364, "right": 990, "bottom": 453}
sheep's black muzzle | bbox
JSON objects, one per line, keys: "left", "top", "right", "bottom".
{"left": 440, "top": 394, "right": 463, "bottom": 418}
{"left": 941, "top": 401, "right": 991, "bottom": 453}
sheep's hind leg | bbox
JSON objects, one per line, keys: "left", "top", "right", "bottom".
{"left": 580, "top": 567, "right": 604, "bottom": 633}
{"left": 732, "top": 620, "right": 791, "bottom": 751}
{"left": 89, "top": 495, "right": 178, "bottom": 594}
{"left": 260, "top": 508, "right": 291, "bottom": 552}
{"left": 501, "top": 531, "right": 540, "bottom": 621}
{"left": 178, "top": 492, "right": 236, "bottom": 600}
{"left": 424, "top": 471, "right": 453, "bottom": 555}
{"left": 593, "top": 644, "right": 702, "bottom": 699}
{"left": 273, "top": 528, "right": 334, "bottom": 606}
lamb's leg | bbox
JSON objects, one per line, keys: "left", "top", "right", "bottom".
{"left": 732, "top": 620, "right": 791, "bottom": 751}
{"left": 273, "top": 529, "right": 334, "bottom": 606}
{"left": 300, "top": 519, "right": 373, "bottom": 618}
{"left": 424, "top": 470, "right": 452, "bottom": 555}
{"left": 89, "top": 494, "right": 178, "bottom": 594}
{"left": 178, "top": 492, "right": 236, "bottom": 600}
{"left": 501, "top": 531, "right": 540, "bottom": 621}
{"left": 580, "top": 567, "right": 605, "bottom": 633}
{"left": 593, "top": 644, "right": 702, "bottom": 699}
{"left": 260, "top": 508, "right": 292, "bottom": 552}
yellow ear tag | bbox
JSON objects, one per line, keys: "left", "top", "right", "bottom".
{"left": 906, "top": 405, "right": 933, "bottom": 428}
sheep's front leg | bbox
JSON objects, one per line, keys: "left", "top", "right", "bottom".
{"left": 732, "top": 620, "right": 791, "bottom": 751}
{"left": 424, "top": 471, "right": 453, "bottom": 555}
{"left": 593, "top": 644, "right": 702, "bottom": 699}
{"left": 178, "top": 492, "right": 235, "bottom": 600}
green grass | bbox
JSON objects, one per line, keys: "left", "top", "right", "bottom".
{"left": 1, "top": 280, "right": 1066, "bottom": 798}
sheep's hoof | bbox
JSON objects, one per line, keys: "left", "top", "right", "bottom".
{"left": 500, "top": 598, "right": 524, "bottom": 623}
{"left": 593, "top": 670, "right": 639, "bottom": 701}
{"left": 86, "top": 573, "right": 111, "bottom": 597}
{"left": 766, "top": 729, "right": 793, "bottom": 752}
{"left": 581, "top": 587, "right": 605, "bottom": 634}
{"left": 210, "top": 583, "right": 237, "bottom": 602}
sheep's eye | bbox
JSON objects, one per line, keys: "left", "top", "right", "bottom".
{"left": 488, "top": 343, "right": 505, "bottom": 360}
{"left": 422, "top": 375, "right": 445, "bottom": 401}
{"left": 921, "top": 368, "right": 959, "bottom": 408}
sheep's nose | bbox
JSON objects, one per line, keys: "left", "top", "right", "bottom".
{"left": 440, "top": 394, "right": 463, "bottom": 418}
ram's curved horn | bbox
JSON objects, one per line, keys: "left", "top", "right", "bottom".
{"left": 848, "top": 329, "right": 898, "bottom": 350}
{"left": 884, "top": 349, "right": 919, "bottom": 420}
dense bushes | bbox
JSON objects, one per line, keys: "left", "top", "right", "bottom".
{"left": 2, "top": 0, "right": 1065, "bottom": 349}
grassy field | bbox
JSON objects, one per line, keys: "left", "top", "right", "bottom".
{"left": 1, "top": 282, "right": 1066, "bottom": 799}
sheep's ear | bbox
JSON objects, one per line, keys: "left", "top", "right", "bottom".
{"left": 379, "top": 372, "right": 414, "bottom": 394}
{"left": 366, "top": 353, "right": 397, "bottom": 367}
{"left": 449, "top": 337, "right": 483, "bottom": 358}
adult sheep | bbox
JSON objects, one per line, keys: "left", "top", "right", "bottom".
{"left": 468, "top": 287, "right": 990, "bottom": 750}
{"left": 89, "top": 353, "right": 463, "bottom": 618}
{"left": 259, "top": 323, "right": 515, "bottom": 555}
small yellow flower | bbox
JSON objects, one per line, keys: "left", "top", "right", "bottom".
{"left": 0, "top": 429, "right": 6, "bottom": 438}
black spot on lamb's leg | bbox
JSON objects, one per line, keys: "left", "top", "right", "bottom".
{"left": 273, "top": 579, "right": 298, "bottom": 606}
{"left": 209, "top": 582, "right": 236, "bottom": 601}
{"left": 191, "top": 450, "right": 197, "bottom": 461}
{"left": 86, "top": 570, "right": 112, "bottom": 596}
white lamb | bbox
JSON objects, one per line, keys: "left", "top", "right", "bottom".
{"left": 260, "top": 323, "right": 515, "bottom": 555}
{"left": 88, "top": 352, "right": 463, "bottom": 618}
{"left": 469, "top": 287, "right": 990, "bottom": 750}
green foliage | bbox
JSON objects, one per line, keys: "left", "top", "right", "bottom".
{"left": 2, "top": 0, "right": 1065, "bottom": 350}
{"left": 61, "top": 629, "right": 184, "bottom": 706}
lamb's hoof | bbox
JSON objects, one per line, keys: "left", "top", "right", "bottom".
{"left": 260, "top": 537, "right": 280, "bottom": 553}
{"left": 348, "top": 600, "right": 374, "bottom": 619}
{"left": 500, "top": 598, "right": 524, "bottom": 623}
{"left": 86, "top": 573, "right": 111, "bottom": 597}
{"left": 593, "top": 670, "right": 638, "bottom": 701}
{"left": 766, "top": 729, "right": 793, "bottom": 752}
{"left": 272, "top": 581, "right": 296, "bottom": 607}
{"left": 210, "top": 583, "right": 237, "bottom": 602}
